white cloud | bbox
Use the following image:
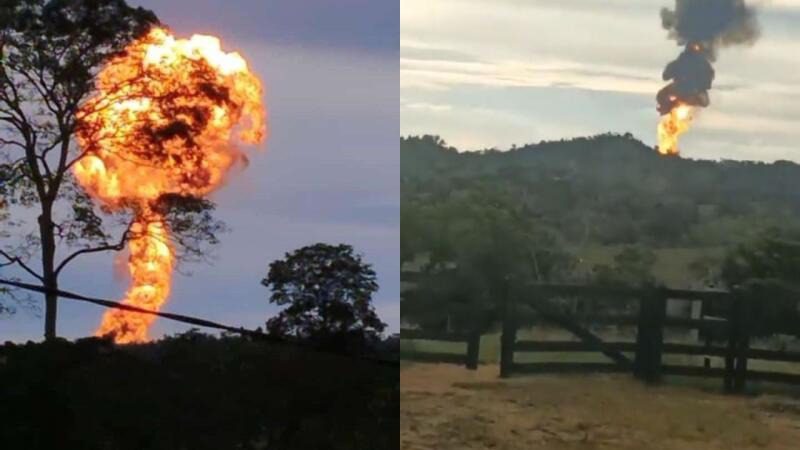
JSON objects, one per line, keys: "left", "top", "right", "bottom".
{"left": 700, "top": 108, "right": 800, "bottom": 137}
{"left": 760, "top": 0, "right": 800, "bottom": 11}
{"left": 401, "top": 101, "right": 453, "bottom": 112}
{"left": 402, "top": 55, "right": 660, "bottom": 94}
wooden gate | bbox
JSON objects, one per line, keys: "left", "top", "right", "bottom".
{"left": 400, "top": 268, "right": 800, "bottom": 392}
{"left": 500, "top": 283, "right": 800, "bottom": 392}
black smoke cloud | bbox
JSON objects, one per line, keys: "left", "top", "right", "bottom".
{"left": 656, "top": 0, "right": 759, "bottom": 115}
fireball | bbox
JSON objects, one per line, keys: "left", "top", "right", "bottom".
{"left": 74, "top": 27, "right": 266, "bottom": 343}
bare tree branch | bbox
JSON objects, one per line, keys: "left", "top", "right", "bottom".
{"left": 0, "top": 137, "right": 26, "bottom": 151}
{"left": 54, "top": 221, "right": 133, "bottom": 277}
{"left": 0, "top": 249, "right": 44, "bottom": 282}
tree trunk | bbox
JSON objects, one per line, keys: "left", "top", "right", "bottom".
{"left": 39, "top": 204, "right": 58, "bottom": 341}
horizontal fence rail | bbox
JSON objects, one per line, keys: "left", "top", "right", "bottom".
{"left": 512, "top": 362, "right": 628, "bottom": 375}
{"left": 514, "top": 340, "right": 800, "bottom": 362}
{"left": 523, "top": 314, "right": 728, "bottom": 329}
{"left": 523, "top": 283, "right": 733, "bottom": 303}
{"left": 399, "top": 329, "right": 481, "bottom": 369}
{"left": 399, "top": 329, "right": 471, "bottom": 342}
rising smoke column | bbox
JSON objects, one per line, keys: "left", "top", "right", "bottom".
{"left": 74, "top": 27, "right": 266, "bottom": 343}
{"left": 656, "top": 0, "right": 759, "bottom": 155}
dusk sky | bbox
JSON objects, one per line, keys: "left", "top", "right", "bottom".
{"left": 401, "top": 0, "right": 800, "bottom": 162}
{"left": 3, "top": 0, "right": 399, "bottom": 340}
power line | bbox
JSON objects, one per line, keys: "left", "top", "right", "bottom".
{"left": 0, "top": 278, "right": 398, "bottom": 367}
{"left": 1, "top": 278, "right": 267, "bottom": 338}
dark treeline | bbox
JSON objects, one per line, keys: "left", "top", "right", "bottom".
{"left": 0, "top": 332, "right": 399, "bottom": 450}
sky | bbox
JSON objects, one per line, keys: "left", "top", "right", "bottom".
{"left": 401, "top": 0, "right": 800, "bottom": 162}
{"left": 2, "top": 0, "right": 399, "bottom": 341}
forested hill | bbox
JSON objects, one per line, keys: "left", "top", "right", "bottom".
{"left": 401, "top": 133, "right": 800, "bottom": 250}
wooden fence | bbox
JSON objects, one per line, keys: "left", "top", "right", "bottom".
{"left": 399, "top": 329, "right": 481, "bottom": 370}
{"left": 401, "top": 282, "right": 800, "bottom": 392}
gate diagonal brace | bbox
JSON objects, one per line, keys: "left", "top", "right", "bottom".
{"left": 526, "top": 298, "right": 633, "bottom": 369}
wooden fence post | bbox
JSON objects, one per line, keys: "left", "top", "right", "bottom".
{"left": 499, "top": 280, "right": 517, "bottom": 378}
{"left": 703, "top": 332, "right": 712, "bottom": 369}
{"left": 724, "top": 295, "right": 740, "bottom": 393}
{"left": 465, "top": 331, "right": 481, "bottom": 370}
{"left": 648, "top": 291, "right": 666, "bottom": 384}
{"left": 634, "top": 288, "right": 665, "bottom": 384}
{"left": 634, "top": 294, "right": 651, "bottom": 381}
{"left": 733, "top": 294, "right": 751, "bottom": 393}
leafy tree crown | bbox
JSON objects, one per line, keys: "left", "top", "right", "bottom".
{"left": 261, "top": 243, "right": 386, "bottom": 343}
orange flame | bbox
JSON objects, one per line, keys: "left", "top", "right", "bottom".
{"left": 74, "top": 27, "right": 266, "bottom": 343}
{"left": 657, "top": 103, "right": 692, "bottom": 156}
{"left": 95, "top": 214, "right": 173, "bottom": 343}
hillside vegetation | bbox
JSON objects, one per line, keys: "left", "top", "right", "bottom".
{"left": 401, "top": 134, "right": 800, "bottom": 288}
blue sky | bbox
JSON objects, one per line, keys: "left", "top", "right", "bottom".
{"left": 401, "top": 0, "right": 800, "bottom": 162}
{"left": 2, "top": 0, "right": 399, "bottom": 340}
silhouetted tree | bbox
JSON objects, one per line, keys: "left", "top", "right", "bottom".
{"left": 261, "top": 243, "right": 387, "bottom": 350}
{"left": 0, "top": 1, "right": 226, "bottom": 340}
{"left": 0, "top": 0, "right": 157, "bottom": 340}
{"left": 0, "top": 198, "right": 9, "bottom": 307}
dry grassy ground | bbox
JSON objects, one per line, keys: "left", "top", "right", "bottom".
{"left": 401, "top": 363, "right": 800, "bottom": 450}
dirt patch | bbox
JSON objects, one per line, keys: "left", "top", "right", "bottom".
{"left": 401, "top": 363, "right": 800, "bottom": 450}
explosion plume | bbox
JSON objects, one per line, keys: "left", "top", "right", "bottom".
{"left": 74, "top": 27, "right": 266, "bottom": 343}
{"left": 656, "top": 0, "right": 759, "bottom": 155}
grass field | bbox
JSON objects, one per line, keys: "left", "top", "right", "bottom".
{"left": 401, "top": 362, "right": 800, "bottom": 450}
